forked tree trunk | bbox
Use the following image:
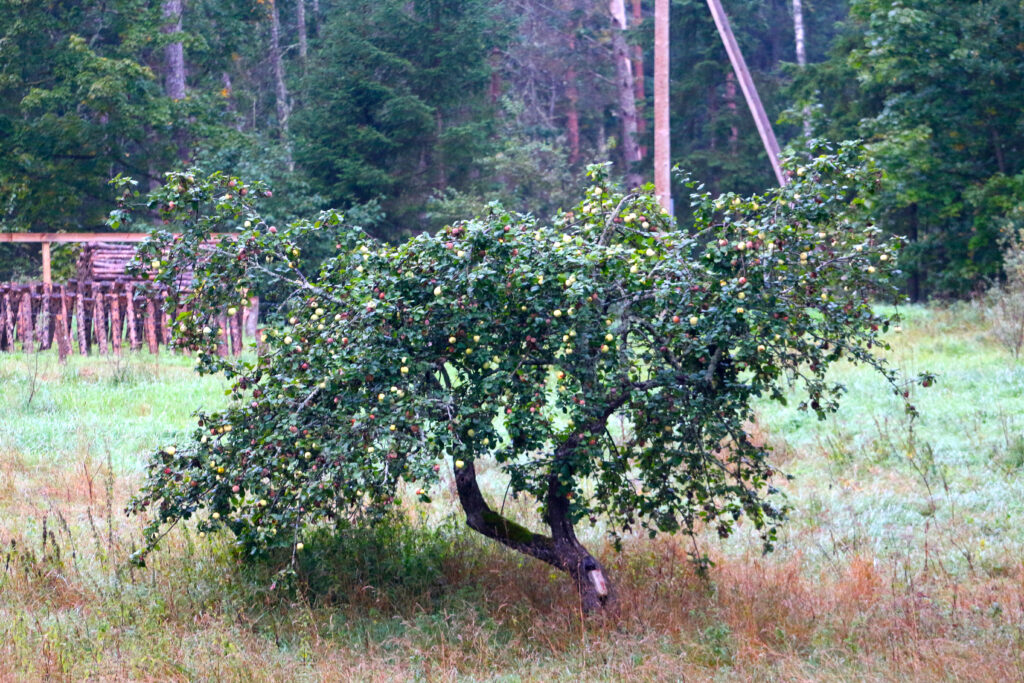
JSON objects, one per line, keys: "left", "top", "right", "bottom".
{"left": 454, "top": 460, "right": 613, "bottom": 613}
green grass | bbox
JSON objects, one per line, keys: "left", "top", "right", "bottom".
{"left": 2, "top": 305, "right": 1023, "bottom": 681}
{"left": 0, "top": 352, "right": 228, "bottom": 471}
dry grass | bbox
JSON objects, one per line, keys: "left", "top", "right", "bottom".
{"left": 2, "top": 307, "right": 1024, "bottom": 681}
{"left": 2, "top": 448, "right": 1022, "bottom": 682}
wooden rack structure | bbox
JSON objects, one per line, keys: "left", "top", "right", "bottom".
{"left": 0, "top": 233, "right": 255, "bottom": 360}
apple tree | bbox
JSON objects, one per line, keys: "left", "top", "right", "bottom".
{"left": 125, "top": 144, "right": 927, "bottom": 611}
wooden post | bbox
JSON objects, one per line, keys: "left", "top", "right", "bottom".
{"left": 705, "top": 0, "right": 787, "bottom": 187}
{"left": 145, "top": 296, "right": 159, "bottom": 354}
{"left": 39, "top": 283, "right": 53, "bottom": 351}
{"left": 94, "top": 285, "right": 108, "bottom": 355}
{"left": 160, "top": 292, "right": 172, "bottom": 347}
{"left": 41, "top": 241, "right": 52, "bottom": 286}
{"left": 109, "top": 286, "right": 123, "bottom": 355}
{"left": 0, "top": 288, "right": 11, "bottom": 351}
{"left": 57, "top": 286, "right": 71, "bottom": 362}
{"left": 216, "top": 314, "right": 229, "bottom": 357}
{"left": 654, "top": 0, "right": 671, "bottom": 213}
{"left": 126, "top": 284, "right": 140, "bottom": 351}
{"left": 17, "top": 289, "right": 33, "bottom": 352}
{"left": 245, "top": 296, "right": 260, "bottom": 340}
{"left": 230, "top": 307, "right": 243, "bottom": 356}
{"left": 75, "top": 284, "right": 88, "bottom": 355}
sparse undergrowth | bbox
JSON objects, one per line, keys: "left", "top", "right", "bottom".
{"left": 2, "top": 304, "right": 1023, "bottom": 682}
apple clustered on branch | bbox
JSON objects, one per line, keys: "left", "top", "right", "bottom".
{"left": 123, "top": 144, "right": 931, "bottom": 598}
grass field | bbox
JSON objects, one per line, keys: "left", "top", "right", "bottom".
{"left": 2, "top": 304, "right": 1023, "bottom": 682}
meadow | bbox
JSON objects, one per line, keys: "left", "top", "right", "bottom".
{"left": 1, "top": 304, "right": 1022, "bottom": 682}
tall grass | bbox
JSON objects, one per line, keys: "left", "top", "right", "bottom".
{"left": 1, "top": 305, "right": 1022, "bottom": 681}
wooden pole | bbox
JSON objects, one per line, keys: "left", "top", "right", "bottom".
{"left": 705, "top": 0, "right": 787, "bottom": 187}
{"left": 0, "top": 290, "right": 11, "bottom": 351}
{"left": 126, "top": 284, "right": 140, "bottom": 351}
{"left": 145, "top": 296, "right": 159, "bottom": 354}
{"left": 17, "top": 289, "right": 33, "bottom": 352}
{"left": 109, "top": 287, "right": 123, "bottom": 355}
{"left": 57, "top": 286, "right": 71, "bottom": 362}
{"left": 93, "top": 285, "right": 108, "bottom": 355}
{"left": 41, "top": 242, "right": 52, "bottom": 286}
{"left": 654, "top": 0, "right": 671, "bottom": 213}
{"left": 75, "top": 285, "right": 88, "bottom": 355}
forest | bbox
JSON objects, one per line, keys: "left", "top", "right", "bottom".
{"left": 2, "top": 0, "right": 1022, "bottom": 298}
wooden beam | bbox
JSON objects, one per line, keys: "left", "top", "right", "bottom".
{"left": 0, "top": 232, "right": 237, "bottom": 243}
{"left": 705, "top": 0, "right": 787, "bottom": 187}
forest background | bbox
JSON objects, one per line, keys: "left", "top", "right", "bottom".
{"left": 1, "top": 0, "right": 1022, "bottom": 299}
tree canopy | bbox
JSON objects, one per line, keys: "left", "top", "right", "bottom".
{"left": 124, "top": 144, "right": 929, "bottom": 610}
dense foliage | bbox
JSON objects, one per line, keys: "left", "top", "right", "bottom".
{"left": 4, "top": 0, "right": 1022, "bottom": 290}
{"left": 124, "top": 144, "right": 929, "bottom": 606}
{"left": 794, "top": 0, "right": 1024, "bottom": 297}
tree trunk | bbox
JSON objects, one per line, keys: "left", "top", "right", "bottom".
{"left": 725, "top": 71, "right": 739, "bottom": 153}
{"left": 907, "top": 203, "right": 922, "bottom": 302}
{"left": 631, "top": 0, "right": 647, "bottom": 159}
{"left": 268, "top": 0, "right": 293, "bottom": 170}
{"left": 162, "top": 0, "right": 186, "bottom": 101}
{"left": 653, "top": 0, "right": 671, "bottom": 212}
{"left": 454, "top": 460, "right": 613, "bottom": 613}
{"left": 296, "top": 0, "right": 308, "bottom": 68}
{"left": 162, "top": 0, "right": 188, "bottom": 161}
{"left": 792, "top": 0, "right": 811, "bottom": 140}
{"left": 311, "top": 0, "right": 320, "bottom": 36}
{"left": 610, "top": 0, "right": 643, "bottom": 188}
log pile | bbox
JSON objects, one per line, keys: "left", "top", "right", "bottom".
{"left": 76, "top": 241, "right": 197, "bottom": 287}
{"left": 0, "top": 281, "right": 258, "bottom": 361}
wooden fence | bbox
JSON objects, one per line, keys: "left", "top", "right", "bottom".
{"left": 0, "top": 280, "right": 258, "bottom": 360}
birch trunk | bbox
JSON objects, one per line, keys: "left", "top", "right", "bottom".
{"left": 792, "top": 0, "right": 811, "bottom": 139}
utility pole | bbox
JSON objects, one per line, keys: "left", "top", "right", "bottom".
{"left": 705, "top": 0, "right": 787, "bottom": 186}
{"left": 653, "top": 0, "right": 671, "bottom": 213}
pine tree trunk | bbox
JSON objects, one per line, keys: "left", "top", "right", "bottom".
{"left": 610, "top": 0, "right": 643, "bottom": 188}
